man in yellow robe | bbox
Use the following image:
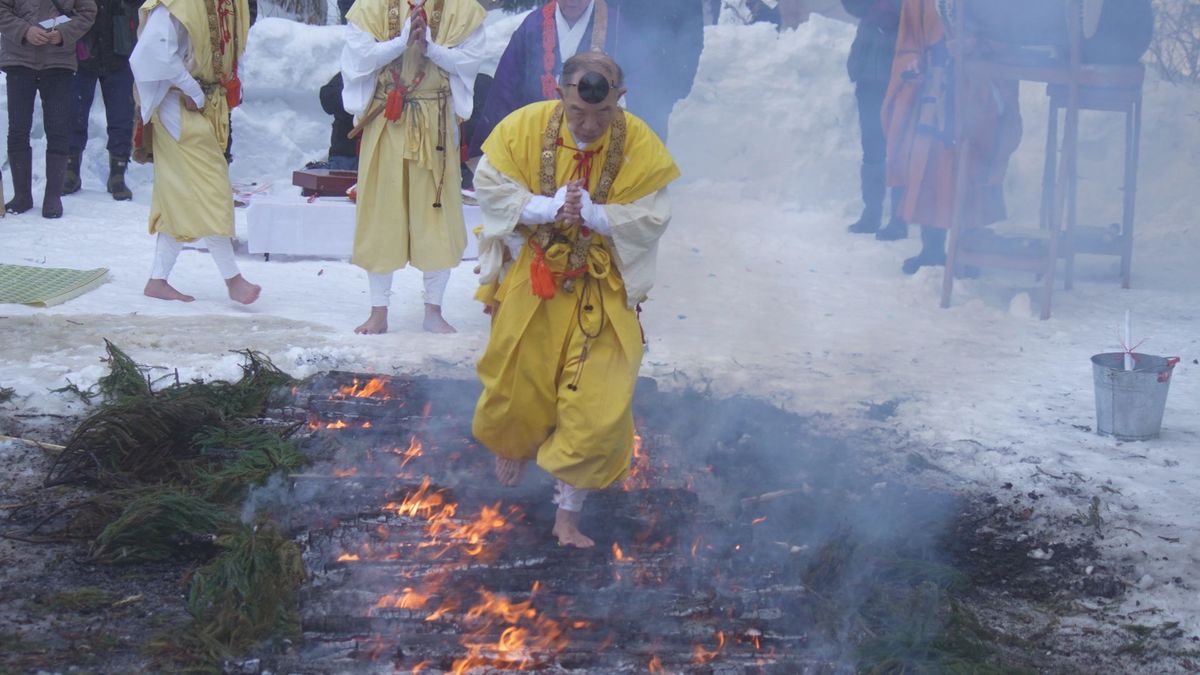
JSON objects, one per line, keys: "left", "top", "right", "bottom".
{"left": 472, "top": 53, "right": 680, "bottom": 548}
{"left": 131, "top": 0, "right": 261, "bottom": 304}
{"left": 340, "top": 0, "right": 486, "bottom": 334}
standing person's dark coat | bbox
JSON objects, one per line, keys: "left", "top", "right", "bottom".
{"left": 842, "top": 0, "right": 906, "bottom": 239}
{"left": 611, "top": 0, "right": 704, "bottom": 142}
{"left": 0, "top": 0, "right": 97, "bottom": 218}
{"left": 64, "top": 0, "right": 138, "bottom": 200}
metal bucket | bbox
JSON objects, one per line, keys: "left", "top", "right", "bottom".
{"left": 1091, "top": 353, "right": 1179, "bottom": 441}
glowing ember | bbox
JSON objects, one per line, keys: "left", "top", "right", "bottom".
{"left": 752, "top": 516, "right": 768, "bottom": 525}
{"left": 648, "top": 655, "right": 665, "bottom": 672}
{"left": 334, "top": 467, "right": 359, "bottom": 478}
{"left": 337, "top": 553, "right": 360, "bottom": 562}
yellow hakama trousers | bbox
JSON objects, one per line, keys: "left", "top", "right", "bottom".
{"left": 148, "top": 103, "right": 234, "bottom": 241}
{"left": 352, "top": 97, "right": 465, "bottom": 274}
{"left": 473, "top": 243, "right": 644, "bottom": 491}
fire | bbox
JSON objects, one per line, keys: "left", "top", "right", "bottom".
{"left": 337, "top": 553, "right": 360, "bottom": 562}
{"left": 426, "top": 503, "right": 515, "bottom": 559}
{"left": 648, "top": 655, "right": 664, "bottom": 672}
{"left": 337, "top": 377, "right": 391, "bottom": 399}
{"left": 752, "top": 516, "right": 768, "bottom": 525}
{"left": 449, "top": 584, "right": 569, "bottom": 674}
{"left": 612, "top": 542, "right": 634, "bottom": 562}
{"left": 692, "top": 631, "right": 726, "bottom": 665}
{"left": 375, "top": 587, "right": 430, "bottom": 610}
{"left": 393, "top": 435, "right": 423, "bottom": 469}
{"left": 384, "top": 477, "right": 449, "bottom": 520}
{"left": 623, "top": 432, "right": 654, "bottom": 490}
{"left": 326, "top": 420, "right": 349, "bottom": 429}
{"left": 334, "top": 467, "right": 359, "bottom": 478}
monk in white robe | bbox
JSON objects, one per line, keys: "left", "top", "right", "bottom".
{"left": 130, "top": 0, "right": 260, "bottom": 304}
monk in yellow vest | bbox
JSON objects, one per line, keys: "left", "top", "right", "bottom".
{"left": 130, "top": 0, "right": 261, "bottom": 304}
{"left": 472, "top": 53, "right": 680, "bottom": 548}
{"left": 340, "top": 0, "right": 486, "bottom": 334}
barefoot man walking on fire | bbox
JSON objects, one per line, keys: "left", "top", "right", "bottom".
{"left": 471, "top": 53, "right": 680, "bottom": 548}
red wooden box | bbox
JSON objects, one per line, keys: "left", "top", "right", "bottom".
{"left": 292, "top": 169, "right": 357, "bottom": 197}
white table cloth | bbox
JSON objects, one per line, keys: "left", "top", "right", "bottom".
{"left": 246, "top": 193, "right": 481, "bottom": 260}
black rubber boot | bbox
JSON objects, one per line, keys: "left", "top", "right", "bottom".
{"left": 5, "top": 149, "right": 34, "bottom": 214}
{"left": 847, "top": 162, "right": 885, "bottom": 234}
{"left": 107, "top": 154, "right": 133, "bottom": 201}
{"left": 62, "top": 152, "right": 82, "bottom": 195}
{"left": 875, "top": 186, "right": 909, "bottom": 240}
{"left": 902, "top": 226, "right": 947, "bottom": 275}
{"left": 42, "top": 153, "right": 69, "bottom": 219}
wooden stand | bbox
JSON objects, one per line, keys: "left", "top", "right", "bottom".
{"left": 942, "top": 0, "right": 1085, "bottom": 320}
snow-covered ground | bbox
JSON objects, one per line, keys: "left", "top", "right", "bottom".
{"left": 1, "top": 13, "right": 1198, "bottom": 647}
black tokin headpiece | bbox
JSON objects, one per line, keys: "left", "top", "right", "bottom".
{"left": 576, "top": 71, "right": 611, "bottom": 104}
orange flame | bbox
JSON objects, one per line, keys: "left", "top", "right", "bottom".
{"left": 612, "top": 542, "right": 634, "bottom": 562}
{"left": 692, "top": 631, "right": 726, "bottom": 665}
{"left": 648, "top": 655, "right": 665, "bottom": 673}
{"left": 393, "top": 435, "right": 423, "bottom": 469}
{"left": 337, "top": 377, "right": 391, "bottom": 399}
{"left": 449, "top": 584, "right": 568, "bottom": 674}
{"left": 337, "top": 553, "right": 360, "bottom": 562}
{"left": 623, "top": 432, "right": 653, "bottom": 490}
{"left": 326, "top": 420, "right": 349, "bottom": 429}
{"left": 375, "top": 587, "right": 430, "bottom": 610}
{"left": 334, "top": 467, "right": 359, "bottom": 478}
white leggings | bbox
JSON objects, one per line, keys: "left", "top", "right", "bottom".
{"left": 553, "top": 480, "right": 591, "bottom": 513}
{"left": 367, "top": 269, "right": 451, "bottom": 308}
{"left": 150, "top": 233, "right": 240, "bottom": 281}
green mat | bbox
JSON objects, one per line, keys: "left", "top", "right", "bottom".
{"left": 0, "top": 264, "right": 110, "bottom": 307}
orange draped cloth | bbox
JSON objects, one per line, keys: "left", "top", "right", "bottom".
{"left": 881, "top": 0, "right": 1022, "bottom": 230}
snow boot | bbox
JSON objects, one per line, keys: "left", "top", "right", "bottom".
{"left": 902, "top": 226, "right": 947, "bottom": 275}
{"left": 42, "top": 153, "right": 69, "bottom": 219}
{"left": 5, "top": 149, "right": 34, "bottom": 214}
{"left": 62, "top": 152, "right": 82, "bottom": 195}
{"left": 875, "top": 187, "right": 908, "bottom": 240}
{"left": 875, "top": 216, "right": 909, "bottom": 241}
{"left": 107, "top": 154, "right": 133, "bottom": 201}
{"left": 847, "top": 162, "right": 885, "bottom": 234}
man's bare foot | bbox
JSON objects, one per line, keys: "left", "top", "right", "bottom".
{"left": 423, "top": 304, "right": 457, "bottom": 334}
{"left": 494, "top": 456, "right": 526, "bottom": 486}
{"left": 225, "top": 275, "right": 261, "bottom": 305}
{"left": 144, "top": 278, "right": 195, "bottom": 302}
{"left": 553, "top": 508, "right": 594, "bottom": 548}
{"left": 355, "top": 306, "right": 388, "bottom": 334}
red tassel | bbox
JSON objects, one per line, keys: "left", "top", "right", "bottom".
{"left": 529, "top": 247, "right": 556, "bottom": 300}
{"left": 224, "top": 75, "right": 242, "bottom": 108}
{"left": 385, "top": 89, "right": 405, "bottom": 121}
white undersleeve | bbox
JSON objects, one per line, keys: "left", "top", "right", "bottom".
{"left": 553, "top": 480, "right": 591, "bottom": 513}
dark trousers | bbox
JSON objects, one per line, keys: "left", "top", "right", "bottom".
{"left": 69, "top": 63, "right": 135, "bottom": 158}
{"left": 5, "top": 66, "right": 73, "bottom": 156}
{"left": 855, "top": 79, "right": 888, "bottom": 166}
